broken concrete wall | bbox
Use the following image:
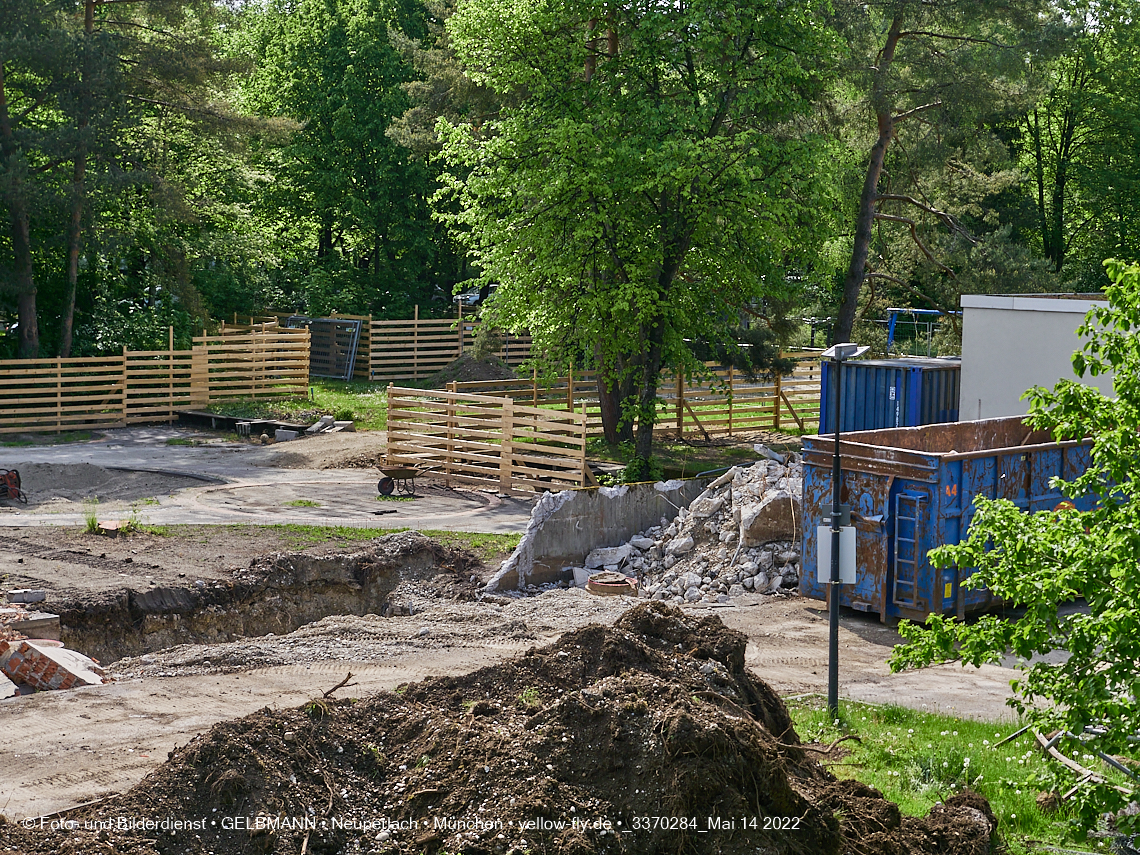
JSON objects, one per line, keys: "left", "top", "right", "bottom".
{"left": 486, "top": 479, "right": 709, "bottom": 590}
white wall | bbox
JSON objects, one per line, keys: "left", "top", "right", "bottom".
{"left": 960, "top": 295, "right": 1113, "bottom": 421}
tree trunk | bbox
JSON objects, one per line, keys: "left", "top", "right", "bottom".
{"left": 596, "top": 348, "right": 635, "bottom": 444}
{"left": 835, "top": 13, "right": 905, "bottom": 344}
{"left": 633, "top": 319, "right": 665, "bottom": 460}
{"left": 0, "top": 60, "right": 39, "bottom": 358}
{"left": 60, "top": 157, "right": 86, "bottom": 358}
{"left": 60, "top": 0, "right": 95, "bottom": 358}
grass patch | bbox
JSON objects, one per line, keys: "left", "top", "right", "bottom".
{"left": 165, "top": 437, "right": 201, "bottom": 447}
{"left": 283, "top": 499, "right": 321, "bottom": 508}
{"left": 0, "top": 430, "right": 94, "bottom": 447}
{"left": 375, "top": 494, "right": 415, "bottom": 502}
{"left": 586, "top": 437, "right": 801, "bottom": 481}
{"left": 83, "top": 498, "right": 100, "bottom": 534}
{"left": 421, "top": 530, "right": 521, "bottom": 563}
{"left": 261, "top": 523, "right": 519, "bottom": 563}
{"left": 206, "top": 379, "right": 388, "bottom": 431}
{"left": 786, "top": 697, "right": 1113, "bottom": 853}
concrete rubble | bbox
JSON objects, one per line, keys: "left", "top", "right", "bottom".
{"left": 577, "top": 453, "right": 804, "bottom": 606}
{"left": 1, "top": 596, "right": 108, "bottom": 697}
{"left": 0, "top": 639, "right": 108, "bottom": 691}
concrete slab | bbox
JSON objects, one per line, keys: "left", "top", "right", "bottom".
{"left": 0, "top": 671, "right": 16, "bottom": 699}
{"left": 10, "top": 612, "right": 60, "bottom": 641}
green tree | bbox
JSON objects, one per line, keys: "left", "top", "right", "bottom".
{"left": 439, "top": 0, "right": 840, "bottom": 459}
{"left": 831, "top": 0, "right": 1067, "bottom": 343}
{"left": 237, "top": 0, "right": 447, "bottom": 318}
{"left": 1019, "top": 5, "right": 1140, "bottom": 289}
{"left": 890, "top": 258, "right": 1140, "bottom": 835}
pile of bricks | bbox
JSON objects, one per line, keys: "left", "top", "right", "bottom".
{"left": 0, "top": 639, "right": 108, "bottom": 695}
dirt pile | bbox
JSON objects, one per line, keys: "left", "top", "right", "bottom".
{"left": 580, "top": 456, "right": 804, "bottom": 605}
{"left": 426, "top": 354, "right": 519, "bottom": 388}
{"left": 1, "top": 604, "right": 995, "bottom": 855}
{"left": 0, "top": 462, "right": 207, "bottom": 506}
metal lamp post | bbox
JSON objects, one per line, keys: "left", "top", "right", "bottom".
{"left": 821, "top": 342, "right": 868, "bottom": 717}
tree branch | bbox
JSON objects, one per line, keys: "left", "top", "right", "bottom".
{"left": 876, "top": 193, "right": 977, "bottom": 244}
{"left": 892, "top": 101, "right": 942, "bottom": 124}
{"left": 897, "top": 31, "right": 1016, "bottom": 50}
{"left": 872, "top": 212, "right": 956, "bottom": 278}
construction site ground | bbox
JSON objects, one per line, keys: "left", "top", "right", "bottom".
{"left": 0, "top": 427, "right": 1020, "bottom": 826}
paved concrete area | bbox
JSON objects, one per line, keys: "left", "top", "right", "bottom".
{"left": 0, "top": 427, "right": 535, "bottom": 532}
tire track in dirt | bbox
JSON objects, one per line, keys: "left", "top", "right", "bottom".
{"left": 1, "top": 649, "right": 539, "bottom": 821}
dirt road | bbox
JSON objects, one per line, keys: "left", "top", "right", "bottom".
{"left": 0, "top": 428, "right": 1019, "bottom": 824}
{"left": 0, "top": 589, "right": 1018, "bottom": 822}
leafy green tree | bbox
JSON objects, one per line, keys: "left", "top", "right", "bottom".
{"left": 890, "top": 258, "right": 1140, "bottom": 835}
{"left": 236, "top": 0, "right": 450, "bottom": 318}
{"left": 1019, "top": 5, "right": 1140, "bottom": 289}
{"left": 831, "top": 0, "right": 1068, "bottom": 343}
{"left": 439, "top": 0, "right": 840, "bottom": 459}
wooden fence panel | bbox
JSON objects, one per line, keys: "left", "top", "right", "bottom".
{"left": 192, "top": 331, "right": 310, "bottom": 400}
{"left": 386, "top": 386, "right": 586, "bottom": 494}
{"left": 0, "top": 329, "right": 310, "bottom": 434}
{"left": 0, "top": 356, "right": 127, "bottom": 434}
{"left": 447, "top": 354, "right": 823, "bottom": 439}
{"left": 369, "top": 311, "right": 533, "bottom": 384}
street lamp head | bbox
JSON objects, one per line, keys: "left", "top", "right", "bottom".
{"left": 821, "top": 342, "right": 869, "bottom": 361}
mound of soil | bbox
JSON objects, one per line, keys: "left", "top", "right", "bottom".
{"left": 426, "top": 354, "right": 520, "bottom": 388}
{"left": 0, "top": 604, "right": 996, "bottom": 855}
{"left": 3, "top": 462, "right": 206, "bottom": 505}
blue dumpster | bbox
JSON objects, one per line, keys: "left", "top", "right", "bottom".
{"left": 799, "top": 416, "right": 1093, "bottom": 623}
{"left": 819, "top": 357, "right": 961, "bottom": 433}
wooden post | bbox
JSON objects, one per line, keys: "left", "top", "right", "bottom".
{"left": 384, "top": 384, "right": 393, "bottom": 464}
{"left": 168, "top": 326, "right": 175, "bottom": 422}
{"left": 413, "top": 304, "right": 420, "bottom": 382}
{"left": 728, "top": 365, "right": 734, "bottom": 435}
{"left": 54, "top": 356, "right": 62, "bottom": 434}
{"left": 120, "top": 346, "right": 128, "bottom": 426}
{"left": 532, "top": 365, "right": 538, "bottom": 407}
{"left": 499, "top": 397, "right": 514, "bottom": 496}
{"left": 445, "top": 389, "right": 455, "bottom": 488}
{"left": 675, "top": 373, "right": 684, "bottom": 435}
{"left": 774, "top": 368, "right": 783, "bottom": 430}
{"left": 567, "top": 366, "right": 574, "bottom": 412}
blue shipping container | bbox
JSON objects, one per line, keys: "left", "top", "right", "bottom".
{"left": 799, "top": 417, "right": 1093, "bottom": 623}
{"left": 819, "top": 357, "right": 960, "bottom": 434}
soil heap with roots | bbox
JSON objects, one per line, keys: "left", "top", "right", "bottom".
{"left": 0, "top": 603, "right": 996, "bottom": 855}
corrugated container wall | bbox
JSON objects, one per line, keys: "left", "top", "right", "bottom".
{"left": 819, "top": 357, "right": 961, "bottom": 434}
{"left": 798, "top": 417, "right": 1094, "bottom": 623}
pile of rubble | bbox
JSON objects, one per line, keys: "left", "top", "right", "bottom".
{"left": 1, "top": 588, "right": 110, "bottom": 699}
{"left": 582, "top": 453, "right": 804, "bottom": 605}
{"left": 0, "top": 603, "right": 998, "bottom": 855}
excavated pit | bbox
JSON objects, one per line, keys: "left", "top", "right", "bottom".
{"left": 51, "top": 532, "right": 480, "bottom": 664}
{"left": 0, "top": 603, "right": 998, "bottom": 855}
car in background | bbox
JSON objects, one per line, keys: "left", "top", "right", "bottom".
{"left": 451, "top": 284, "right": 497, "bottom": 307}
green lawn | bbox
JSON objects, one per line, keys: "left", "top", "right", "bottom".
{"left": 207, "top": 379, "right": 388, "bottom": 430}
{"left": 787, "top": 696, "right": 1120, "bottom": 853}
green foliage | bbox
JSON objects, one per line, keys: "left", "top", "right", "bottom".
{"left": 283, "top": 499, "right": 321, "bottom": 508}
{"left": 786, "top": 698, "right": 1096, "bottom": 851}
{"left": 621, "top": 457, "right": 664, "bottom": 485}
{"left": 438, "top": 0, "right": 841, "bottom": 457}
{"left": 83, "top": 498, "right": 100, "bottom": 534}
{"left": 890, "top": 259, "right": 1140, "bottom": 836}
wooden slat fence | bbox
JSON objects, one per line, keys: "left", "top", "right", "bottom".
{"left": 386, "top": 386, "right": 588, "bottom": 495}
{"left": 447, "top": 352, "right": 823, "bottom": 439}
{"left": 0, "top": 329, "right": 309, "bottom": 434}
{"left": 370, "top": 308, "right": 533, "bottom": 384}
